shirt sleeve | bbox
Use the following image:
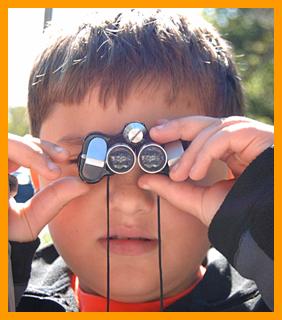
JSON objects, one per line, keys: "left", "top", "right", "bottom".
{"left": 9, "top": 238, "right": 41, "bottom": 308}
{"left": 208, "top": 146, "right": 274, "bottom": 310}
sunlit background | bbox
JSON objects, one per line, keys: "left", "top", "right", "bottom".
{"left": 8, "top": 8, "right": 273, "bottom": 136}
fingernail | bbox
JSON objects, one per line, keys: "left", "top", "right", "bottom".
{"left": 153, "top": 123, "right": 167, "bottom": 130}
{"left": 140, "top": 184, "right": 151, "bottom": 190}
{"left": 189, "top": 165, "right": 197, "bottom": 178}
{"left": 171, "top": 161, "right": 180, "bottom": 173}
{"left": 48, "top": 161, "right": 60, "bottom": 172}
{"left": 54, "top": 146, "right": 66, "bottom": 153}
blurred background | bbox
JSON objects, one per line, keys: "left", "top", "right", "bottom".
{"left": 8, "top": 8, "right": 274, "bottom": 137}
{"left": 204, "top": 8, "right": 273, "bottom": 124}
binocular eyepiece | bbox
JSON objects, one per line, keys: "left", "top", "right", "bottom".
{"left": 78, "top": 122, "right": 186, "bottom": 184}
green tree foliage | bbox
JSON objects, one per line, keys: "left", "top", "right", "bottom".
{"left": 8, "top": 106, "right": 29, "bottom": 136}
{"left": 204, "top": 8, "right": 273, "bottom": 124}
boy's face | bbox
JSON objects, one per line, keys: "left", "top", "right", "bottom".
{"left": 40, "top": 83, "right": 210, "bottom": 302}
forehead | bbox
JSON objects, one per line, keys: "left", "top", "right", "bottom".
{"left": 40, "top": 84, "right": 200, "bottom": 145}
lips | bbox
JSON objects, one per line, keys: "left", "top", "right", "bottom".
{"left": 98, "top": 227, "right": 158, "bottom": 256}
{"left": 108, "top": 235, "right": 152, "bottom": 241}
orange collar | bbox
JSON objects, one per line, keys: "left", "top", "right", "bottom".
{"left": 72, "top": 267, "right": 205, "bottom": 312}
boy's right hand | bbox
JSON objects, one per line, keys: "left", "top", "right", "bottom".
{"left": 8, "top": 134, "right": 89, "bottom": 242}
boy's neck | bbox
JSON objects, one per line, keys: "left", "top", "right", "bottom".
{"left": 73, "top": 266, "right": 206, "bottom": 311}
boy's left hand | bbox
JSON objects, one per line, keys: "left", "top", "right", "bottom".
{"left": 138, "top": 116, "right": 273, "bottom": 226}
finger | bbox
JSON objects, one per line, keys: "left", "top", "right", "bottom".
{"left": 8, "top": 177, "right": 89, "bottom": 242}
{"left": 189, "top": 122, "right": 256, "bottom": 180}
{"left": 8, "top": 134, "right": 61, "bottom": 179}
{"left": 150, "top": 115, "right": 252, "bottom": 144}
{"left": 138, "top": 174, "right": 234, "bottom": 227}
{"left": 224, "top": 153, "right": 250, "bottom": 177}
{"left": 169, "top": 120, "right": 224, "bottom": 181}
{"left": 24, "top": 135, "right": 69, "bottom": 162}
{"left": 8, "top": 161, "right": 20, "bottom": 173}
{"left": 150, "top": 116, "right": 221, "bottom": 143}
{"left": 163, "top": 116, "right": 257, "bottom": 181}
{"left": 200, "top": 179, "right": 235, "bottom": 226}
{"left": 138, "top": 174, "right": 203, "bottom": 220}
{"left": 155, "top": 118, "right": 169, "bottom": 126}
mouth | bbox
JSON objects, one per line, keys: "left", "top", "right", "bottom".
{"left": 108, "top": 236, "right": 152, "bottom": 241}
{"left": 98, "top": 232, "right": 158, "bottom": 256}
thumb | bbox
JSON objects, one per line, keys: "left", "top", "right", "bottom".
{"left": 138, "top": 174, "right": 234, "bottom": 227}
{"left": 138, "top": 174, "right": 204, "bottom": 222}
{"left": 9, "top": 177, "right": 89, "bottom": 242}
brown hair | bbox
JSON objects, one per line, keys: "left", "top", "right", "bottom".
{"left": 28, "top": 9, "right": 244, "bottom": 137}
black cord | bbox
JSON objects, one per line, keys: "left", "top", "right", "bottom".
{"left": 157, "top": 195, "right": 164, "bottom": 311}
{"left": 106, "top": 176, "right": 110, "bottom": 312}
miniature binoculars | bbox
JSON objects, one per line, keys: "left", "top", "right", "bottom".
{"left": 78, "top": 122, "right": 188, "bottom": 184}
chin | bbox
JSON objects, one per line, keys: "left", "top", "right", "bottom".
{"left": 93, "top": 268, "right": 160, "bottom": 303}
{"left": 109, "top": 285, "right": 159, "bottom": 303}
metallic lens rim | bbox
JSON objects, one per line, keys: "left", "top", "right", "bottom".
{"left": 137, "top": 143, "right": 168, "bottom": 174}
{"left": 106, "top": 143, "right": 136, "bottom": 174}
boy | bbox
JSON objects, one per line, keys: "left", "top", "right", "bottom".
{"left": 8, "top": 9, "right": 273, "bottom": 311}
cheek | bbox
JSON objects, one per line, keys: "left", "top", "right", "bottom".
{"left": 47, "top": 186, "right": 111, "bottom": 295}
{"left": 161, "top": 202, "right": 210, "bottom": 275}
{"left": 47, "top": 183, "right": 107, "bottom": 255}
{"left": 164, "top": 209, "right": 209, "bottom": 246}
{"left": 48, "top": 195, "right": 90, "bottom": 250}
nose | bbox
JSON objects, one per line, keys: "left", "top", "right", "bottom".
{"left": 109, "top": 170, "right": 155, "bottom": 217}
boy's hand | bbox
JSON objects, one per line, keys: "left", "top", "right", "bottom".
{"left": 9, "top": 133, "right": 68, "bottom": 176}
{"left": 8, "top": 134, "right": 89, "bottom": 242}
{"left": 138, "top": 116, "right": 273, "bottom": 226}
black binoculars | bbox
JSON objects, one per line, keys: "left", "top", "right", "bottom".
{"left": 78, "top": 122, "right": 187, "bottom": 184}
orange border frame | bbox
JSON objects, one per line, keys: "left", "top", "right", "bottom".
{"left": 1, "top": 1, "right": 280, "bottom": 319}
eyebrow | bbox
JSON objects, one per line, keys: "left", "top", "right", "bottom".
{"left": 57, "top": 136, "right": 84, "bottom": 146}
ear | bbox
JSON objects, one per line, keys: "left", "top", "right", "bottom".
{"left": 30, "top": 169, "right": 40, "bottom": 192}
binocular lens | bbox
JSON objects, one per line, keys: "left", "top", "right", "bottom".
{"left": 106, "top": 144, "right": 136, "bottom": 174}
{"left": 138, "top": 144, "right": 167, "bottom": 173}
